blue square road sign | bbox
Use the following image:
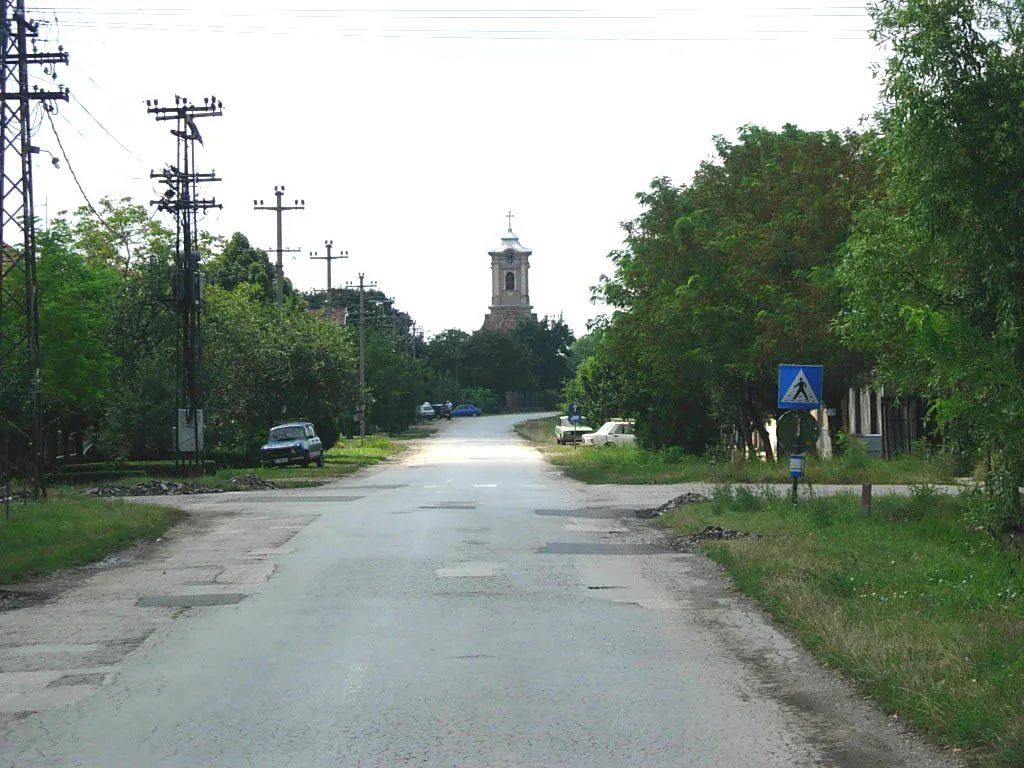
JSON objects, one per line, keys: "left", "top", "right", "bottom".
{"left": 778, "top": 365, "right": 823, "bottom": 410}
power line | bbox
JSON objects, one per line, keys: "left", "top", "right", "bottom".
{"left": 44, "top": 109, "right": 108, "bottom": 226}
{"left": 68, "top": 91, "right": 145, "bottom": 161}
{"left": 24, "top": 4, "right": 875, "bottom": 42}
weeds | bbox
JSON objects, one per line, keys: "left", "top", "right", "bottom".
{"left": 661, "top": 493, "right": 1024, "bottom": 767}
{"left": 0, "top": 498, "right": 183, "bottom": 584}
{"left": 516, "top": 417, "right": 962, "bottom": 486}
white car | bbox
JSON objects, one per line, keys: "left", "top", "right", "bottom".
{"left": 554, "top": 415, "right": 592, "bottom": 445}
{"left": 582, "top": 420, "right": 636, "bottom": 447}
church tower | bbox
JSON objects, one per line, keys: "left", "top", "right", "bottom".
{"left": 481, "top": 212, "right": 538, "bottom": 331}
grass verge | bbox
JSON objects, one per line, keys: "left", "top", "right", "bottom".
{"left": 208, "top": 434, "right": 403, "bottom": 488}
{"left": 0, "top": 498, "right": 183, "bottom": 585}
{"left": 515, "top": 417, "right": 960, "bottom": 485}
{"left": 662, "top": 487, "right": 1023, "bottom": 768}
{"left": 2, "top": 435, "right": 407, "bottom": 586}
{"left": 44, "top": 435, "right": 406, "bottom": 493}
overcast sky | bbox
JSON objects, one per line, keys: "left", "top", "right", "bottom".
{"left": 27, "top": 1, "right": 884, "bottom": 339}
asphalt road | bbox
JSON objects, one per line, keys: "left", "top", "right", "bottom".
{"left": 0, "top": 415, "right": 963, "bottom": 768}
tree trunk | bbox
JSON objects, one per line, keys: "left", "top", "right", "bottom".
{"left": 738, "top": 420, "right": 754, "bottom": 459}
{"left": 757, "top": 421, "right": 775, "bottom": 463}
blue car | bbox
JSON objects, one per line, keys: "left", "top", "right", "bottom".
{"left": 451, "top": 404, "right": 482, "bottom": 417}
{"left": 260, "top": 421, "right": 325, "bottom": 468}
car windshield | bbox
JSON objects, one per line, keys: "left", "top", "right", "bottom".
{"left": 595, "top": 423, "right": 618, "bottom": 435}
{"left": 270, "top": 426, "right": 304, "bottom": 441}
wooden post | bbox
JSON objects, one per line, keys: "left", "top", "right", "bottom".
{"left": 861, "top": 483, "right": 872, "bottom": 518}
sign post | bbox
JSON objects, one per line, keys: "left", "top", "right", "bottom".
{"left": 778, "top": 365, "right": 824, "bottom": 503}
{"left": 789, "top": 454, "right": 805, "bottom": 503}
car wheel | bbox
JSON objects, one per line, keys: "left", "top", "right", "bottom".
{"left": 301, "top": 451, "right": 310, "bottom": 467}
{"left": 316, "top": 453, "right": 325, "bottom": 468}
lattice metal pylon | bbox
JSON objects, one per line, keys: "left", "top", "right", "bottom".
{"left": 0, "top": 0, "right": 67, "bottom": 505}
{"left": 147, "top": 95, "right": 222, "bottom": 475}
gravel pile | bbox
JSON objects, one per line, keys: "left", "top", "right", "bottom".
{"left": 82, "top": 480, "right": 224, "bottom": 497}
{"left": 228, "top": 474, "right": 279, "bottom": 491}
{"left": 634, "top": 491, "right": 710, "bottom": 519}
{"left": 669, "top": 525, "right": 760, "bottom": 551}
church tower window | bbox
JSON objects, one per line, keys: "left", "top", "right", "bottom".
{"left": 505, "top": 271, "right": 515, "bottom": 291}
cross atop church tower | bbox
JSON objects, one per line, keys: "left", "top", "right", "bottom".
{"left": 506, "top": 210, "right": 515, "bottom": 230}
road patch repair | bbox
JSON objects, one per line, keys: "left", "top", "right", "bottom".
{"left": 0, "top": 496, "right": 317, "bottom": 722}
{"left": 136, "top": 593, "right": 247, "bottom": 608}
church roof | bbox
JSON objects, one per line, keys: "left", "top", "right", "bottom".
{"left": 488, "top": 228, "right": 532, "bottom": 257}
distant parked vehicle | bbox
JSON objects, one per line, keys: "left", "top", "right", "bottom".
{"left": 431, "top": 403, "right": 452, "bottom": 420}
{"left": 554, "top": 415, "right": 592, "bottom": 445}
{"left": 582, "top": 420, "right": 636, "bottom": 447}
{"left": 452, "top": 404, "right": 482, "bottom": 417}
{"left": 417, "top": 402, "right": 436, "bottom": 420}
{"left": 259, "top": 421, "right": 324, "bottom": 468}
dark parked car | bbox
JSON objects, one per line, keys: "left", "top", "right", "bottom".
{"left": 452, "top": 404, "right": 482, "bottom": 417}
{"left": 260, "top": 421, "right": 324, "bottom": 468}
{"left": 431, "top": 403, "right": 452, "bottom": 420}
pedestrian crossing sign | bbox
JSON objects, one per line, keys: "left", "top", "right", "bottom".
{"left": 778, "top": 365, "right": 823, "bottom": 410}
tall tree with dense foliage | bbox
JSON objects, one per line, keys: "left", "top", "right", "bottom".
{"left": 202, "top": 284, "right": 358, "bottom": 460}
{"left": 35, "top": 224, "right": 120, "bottom": 459}
{"left": 422, "top": 320, "right": 574, "bottom": 411}
{"left": 839, "top": 0, "right": 1024, "bottom": 530}
{"left": 362, "top": 329, "right": 430, "bottom": 434}
{"left": 55, "top": 202, "right": 180, "bottom": 459}
{"left": 587, "top": 125, "right": 876, "bottom": 454}
{"left": 204, "top": 232, "right": 284, "bottom": 301}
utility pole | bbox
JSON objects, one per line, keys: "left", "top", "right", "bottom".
{"left": 409, "top": 321, "right": 420, "bottom": 359}
{"left": 0, "top": 0, "right": 69, "bottom": 506}
{"left": 309, "top": 239, "right": 347, "bottom": 318}
{"left": 147, "top": 94, "right": 223, "bottom": 476}
{"left": 345, "top": 272, "right": 377, "bottom": 441}
{"left": 254, "top": 186, "right": 304, "bottom": 308}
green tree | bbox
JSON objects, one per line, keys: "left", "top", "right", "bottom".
{"left": 592, "top": 126, "right": 876, "bottom": 455}
{"left": 51, "top": 202, "right": 180, "bottom": 459}
{"left": 203, "top": 284, "right": 358, "bottom": 461}
{"left": 67, "top": 197, "right": 173, "bottom": 276}
{"left": 36, "top": 223, "right": 120, "bottom": 459}
{"left": 204, "top": 232, "right": 283, "bottom": 301}
{"left": 363, "top": 329, "right": 430, "bottom": 434}
{"left": 839, "top": 0, "right": 1024, "bottom": 530}
{"left": 510, "top": 315, "right": 575, "bottom": 393}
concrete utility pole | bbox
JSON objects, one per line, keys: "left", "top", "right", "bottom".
{"left": 409, "top": 321, "right": 420, "bottom": 359}
{"left": 254, "top": 186, "right": 304, "bottom": 308}
{"left": 309, "top": 239, "right": 347, "bottom": 317}
{"left": 147, "top": 94, "right": 223, "bottom": 477}
{"left": 345, "top": 272, "right": 377, "bottom": 442}
{"left": 0, "top": 0, "right": 69, "bottom": 504}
